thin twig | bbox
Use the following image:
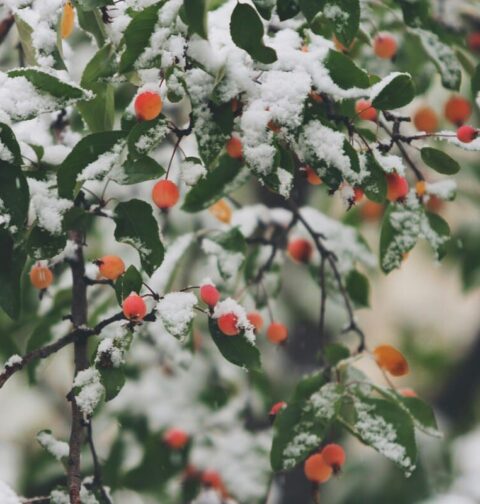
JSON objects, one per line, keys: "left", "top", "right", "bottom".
{"left": 86, "top": 422, "right": 112, "bottom": 503}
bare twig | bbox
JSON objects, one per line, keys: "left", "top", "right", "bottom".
{"left": 86, "top": 422, "right": 112, "bottom": 503}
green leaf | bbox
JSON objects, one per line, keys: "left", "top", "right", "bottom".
{"left": 396, "top": 0, "right": 430, "bottom": 27}
{"left": 76, "top": 7, "right": 107, "bottom": 47}
{"left": 324, "top": 50, "right": 370, "bottom": 90}
{"left": 394, "top": 394, "right": 441, "bottom": 438}
{"left": 324, "top": 343, "right": 350, "bottom": 366}
{"left": 0, "top": 163, "right": 29, "bottom": 232}
{"left": 410, "top": 28, "right": 461, "bottom": 90}
{"left": 114, "top": 155, "right": 165, "bottom": 185}
{"left": 425, "top": 212, "right": 450, "bottom": 260}
{"left": 277, "top": 0, "right": 300, "bottom": 20}
{"left": 114, "top": 199, "right": 164, "bottom": 276}
{"left": 346, "top": 269, "right": 370, "bottom": 308}
{"left": 57, "top": 131, "right": 126, "bottom": 199}
{"left": 208, "top": 318, "right": 261, "bottom": 370}
{"left": 472, "top": 64, "right": 480, "bottom": 95}
{"left": 230, "top": 3, "right": 277, "bottom": 64}
{"left": 14, "top": 15, "right": 38, "bottom": 66}
{"left": 27, "top": 226, "right": 66, "bottom": 260}
{"left": 347, "top": 395, "right": 417, "bottom": 475}
{"left": 371, "top": 73, "right": 415, "bottom": 110}
{"left": 362, "top": 152, "right": 387, "bottom": 203}
{"left": 271, "top": 381, "right": 343, "bottom": 471}
{"left": 183, "top": 0, "right": 208, "bottom": 38}
{"left": 0, "top": 231, "right": 26, "bottom": 319}
{"left": 182, "top": 154, "right": 246, "bottom": 212}
{"left": 203, "top": 227, "right": 247, "bottom": 279}
{"left": 77, "top": 0, "right": 113, "bottom": 10}
{"left": 119, "top": 2, "right": 166, "bottom": 73}
{"left": 115, "top": 265, "right": 143, "bottom": 304}
{"left": 421, "top": 147, "right": 460, "bottom": 175}
{"left": 127, "top": 115, "right": 169, "bottom": 158}
{"left": 98, "top": 367, "right": 125, "bottom": 401}
{"left": 0, "top": 123, "right": 22, "bottom": 165}
{"left": 322, "top": 0, "right": 360, "bottom": 46}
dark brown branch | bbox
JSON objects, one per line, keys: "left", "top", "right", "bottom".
{"left": 0, "top": 13, "right": 14, "bottom": 44}
{"left": 86, "top": 422, "right": 112, "bottom": 503}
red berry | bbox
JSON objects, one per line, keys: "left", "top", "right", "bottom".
{"left": 200, "top": 284, "right": 220, "bottom": 308}
{"left": 287, "top": 238, "right": 313, "bottom": 263}
{"left": 305, "top": 165, "right": 322, "bottom": 185}
{"left": 373, "top": 33, "right": 397, "bottom": 59}
{"left": 467, "top": 32, "right": 480, "bottom": 53}
{"left": 321, "top": 444, "right": 346, "bottom": 471}
{"left": 152, "top": 179, "right": 180, "bottom": 209}
{"left": 30, "top": 263, "right": 54, "bottom": 290}
{"left": 266, "top": 322, "right": 288, "bottom": 344}
{"left": 201, "top": 470, "right": 228, "bottom": 498}
{"left": 269, "top": 401, "right": 287, "bottom": 417}
{"left": 399, "top": 387, "right": 417, "bottom": 398}
{"left": 97, "top": 255, "right": 125, "bottom": 280}
{"left": 386, "top": 173, "right": 409, "bottom": 202}
{"left": 456, "top": 125, "right": 477, "bottom": 143}
{"left": 217, "top": 313, "right": 239, "bottom": 336}
{"left": 163, "top": 428, "right": 189, "bottom": 450}
{"left": 226, "top": 137, "right": 243, "bottom": 159}
{"left": 134, "top": 91, "right": 163, "bottom": 121}
{"left": 122, "top": 293, "right": 147, "bottom": 321}
{"left": 355, "top": 99, "right": 377, "bottom": 122}
{"left": 247, "top": 312, "right": 264, "bottom": 332}
{"left": 304, "top": 453, "right": 333, "bottom": 483}
{"left": 444, "top": 96, "right": 471, "bottom": 126}
{"left": 353, "top": 187, "right": 364, "bottom": 203}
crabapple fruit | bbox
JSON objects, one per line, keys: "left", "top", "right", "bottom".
{"left": 152, "top": 179, "right": 180, "bottom": 209}
{"left": 30, "top": 263, "right": 53, "bottom": 290}
{"left": 304, "top": 453, "right": 333, "bottom": 483}
{"left": 217, "top": 313, "right": 239, "bottom": 336}
{"left": 373, "top": 33, "right": 397, "bottom": 59}
{"left": 288, "top": 238, "right": 313, "bottom": 264}
{"left": 200, "top": 284, "right": 220, "bottom": 308}
{"left": 373, "top": 344, "right": 409, "bottom": 377}
{"left": 97, "top": 255, "right": 125, "bottom": 280}
{"left": 266, "top": 322, "right": 288, "bottom": 344}
{"left": 226, "top": 137, "right": 243, "bottom": 159}
{"left": 122, "top": 293, "right": 147, "bottom": 321}
{"left": 386, "top": 173, "right": 409, "bottom": 202}
{"left": 355, "top": 99, "right": 377, "bottom": 122}
{"left": 134, "top": 91, "right": 163, "bottom": 121}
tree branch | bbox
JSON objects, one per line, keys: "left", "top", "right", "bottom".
{"left": 86, "top": 422, "right": 112, "bottom": 503}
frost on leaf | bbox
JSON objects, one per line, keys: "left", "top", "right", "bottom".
{"left": 157, "top": 291, "right": 198, "bottom": 340}
{"left": 36, "top": 430, "right": 69, "bottom": 461}
{"left": 73, "top": 368, "right": 104, "bottom": 421}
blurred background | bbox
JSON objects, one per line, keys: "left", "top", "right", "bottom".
{"left": 0, "top": 0, "right": 480, "bottom": 503}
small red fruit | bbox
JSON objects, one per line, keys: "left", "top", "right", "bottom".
{"left": 467, "top": 33, "right": 480, "bottom": 53}
{"left": 217, "top": 313, "right": 239, "bottom": 336}
{"left": 304, "top": 453, "right": 333, "bottom": 483}
{"left": 226, "top": 137, "right": 243, "bottom": 159}
{"left": 355, "top": 99, "right": 377, "bottom": 122}
{"left": 152, "top": 179, "right": 180, "bottom": 209}
{"left": 201, "top": 470, "right": 228, "bottom": 497}
{"left": 360, "top": 200, "right": 384, "bottom": 221}
{"left": 353, "top": 187, "right": 364, "bottom": 203}
{"left": 200, "top": 284, "right": 220, "bottom": 308}
{"left": 97, "top": 255, "right": 125, "bottom": 280}
{"left": 164, "top": 428, "right": 189, "bottom": 450}
{"left": 247, "top": 312, "right": 264, "bottom": 332}
{"left": 305, "top": 165, "right": 322, "bottom": 185}
{"left": 456, "top": 125, "right": 477, "bottom": 143}
{"left": 386, "top": 173, "right": 409, "bottom": 202}
{"left": 266, "top": 322, "right": 288, "bottom": 344}
{"left": 30, "top": 263, "right": 53, "bottom": 290}
{"left": 321, "top": 444, "right": 346, "bottom": 472}
{"left": 373, "top": 33, "right": 398, "bottom": 59}
{"left": 269, "top": 401, "right": 287, "bottom": 418}
{"left": 444, "top": 96, "right": 471, "bottom": 126}
{"left": 413, "top": 106, "right": 438, "bottom": 133}
{"left": 122, "top": 293, "right": 147, "bottom": 321}
{"left": 134, "top": 91, "right": 163, "bottom": 121}
{"left": 287, "top": 238, "right": 313, "bottom": 264}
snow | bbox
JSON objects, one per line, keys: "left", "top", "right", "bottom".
{"left": 4, "top": 355, "right": 22, "bottom": 368}
{"left": 0, "top": 480, "right": 20, "bottom": 504}
{"left": 73, "top": 368, "right": 104, "bottom": 421}
{"left": 0, "top": 139, "right": 14, "bottom": 162}
{"left": 180, "top": 158, "right": 207, "bottom": 186}
{"left": 202, "top": 238, "right": 244, "bottom": 281}
{"left": 36, "top": 430, "right": 69, "bottom": 460}
{"left": 157, "top": 291, "right": 198, "bottom": 340}
{"left": 78, "top": 141, "right": 126, "bottom": 183}
{"left": 425, "top": 180, "right": 456, "bottom": 200}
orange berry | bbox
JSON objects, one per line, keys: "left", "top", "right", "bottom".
{"left": 267, "top": 120, "right": 281, "bottom": 133}
{"left": 152, "top": 179, "right": 180, "bottom": 209}
{"left": 373, "top": 344, "right": 409, "bottom": 377}
{"left": 287, "top": 238, "right": 313, "bottom": 264}
{"left": 266, "top": 322, "right": 288, "bottom": 344}
{"left": 61, "top": 1, "right": 75, "bottom": 39}
{"left": 122, "top": 293, "right": 147, "bottom": 321}
{"left": 201, "top": 470, "right": 228, "bottom": 497}
{"left": 456, "top": 125, "right": 477, "bottom": 143}
{"left": 269, "top": 401, "right": 287, "bottom": 417}
{"left": 400, "top": 387, "right": 417, "bottom": 398}
{"left": 321, "top": 444, "right": 346, "bottom": 471}
{"left": 226, "top": 137, "right": 243, "bottom": 159}
{"left": 444, "top": 96, "right": 471, "bottom": 126}
{"left": 163, "top": 428, "right": 189, "bottom": 450}
{"left": 209, "top": 199, "right": 232, "bottom": 224}
{"left": 30, "top": 263, "right": 53, "bottom": 290}
{"left": 308, "top": 91, "right": 323, "bottom": 104}
{"left": 467, "top": 32, "right": 480, "bottom": 53}
{"left": 413, "top": 107, "right": 438, "bottom": 133}
{"left": 97, "top": 255, "right": 125, "bottom": 281}
{"left": 305, "top": 165, "right": 322, "bottom": 185}
{"left": 134, "top": 91, "right": 163, "bottom": 121}
{"left": 200, "top": 284, "right": 220, "bottom": 308}
{"left": 217, "top": 313, "right": 239, "bottom": 336}
{"left": 360, "top": 200, "right": 384, "bottom": 221}
{"left": 355, "top": 99, "right": 377, "bottom": 122}
{"left": 415, "top": 180, "right": 426, "bottom": 197}
{"left": 386, "top": 173, "right": 409, "bottom": 202}
{"left": 247, "top": 312, "right": 264, "bottom": 332}
{"left": 353, "top": 186, "right": 364, "bottom": 203}
{"left": 373, "top": 33, "right": 397, "bottom": 59}
{"left": 231, "top": 98, "right": 240, "bottom": 113}
{"left": 426, "top": 195, "right": 443, "bottom": 213}
{"left": 304, "top": 453, "right": 333, "bottom": 483}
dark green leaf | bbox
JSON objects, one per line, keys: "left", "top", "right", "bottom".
{"left": 0, "top": 163, "right": 29, "bottom": 231}
{"left": 115, "top": 155, "right": 164, "bottom": 185}
{"left": 208, "top": 318, "right": 261, "bottom": 370}
{"left": 0, "top": 231, "right": 26, "bottom": 319}
{"left": 426, "top": 212, "right": 450, "bottom": 260}
{"left": 362, "top": 152, "right": 387, "bottom": 203}
{"left": 230, "top": 3, "right": 277, "bottom": 64}
{"left": 397, "top": 395, "right": 441, "bottom": 437}
{"left": 472, "top": 64, "right": 480, "bottom": 95}
{"left": 371, "top": 73, "right": 415, "bottom": 110}
{"left": 182, "top": 154, "right": 246, "bottom": 212}
{"left": 127, "top": 115, "right": 169, "bottom": 158}
{"left": 99, "top": 367, "right": 126, "bottom": 401}
{"left": 324, "top": 343, "right": 350, "bottom": 366}
{"left": 346, "top": 269, "right": 370, "bottom": 308}
{"left": 183, "top": 0, "right": 208, "bottom": 38}
{"left": 27, "top": 226, "right": 66, "bottom": 260}
{"left": 114, "top": 199, "right": 164, "bottom": 276}
{"left": 0, "top": 123, "right": 22, "bottom": 165}
{"left": 115, "top": 265, "right": 143, "bottom": 303}
{"left": 324, "top": 50, "right": 369, "bottom": 90}
{"left": 277, "top": 0, "right": 300, "bottom": 20}
{"left": 76, "top": 7, "right": 108, "bottom": 47}
{"left": 323, "top": 0, "right": 359, "bottom": 46}
{"left": 421, "top": 147, "right": 460, "bottom": 175}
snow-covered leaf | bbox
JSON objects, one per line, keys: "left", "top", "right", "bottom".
{"left": 183, "top": 0, "right": 208, "bottom": 39}
{"left": 202, "top": 228, "right": 247, "bottom": 280}
{"left": 324, "top": 49, "right": 369, "bottom": 90}
{"left": 127, "top": 115, "right": 169, "bottom": 158}
{"left": 371, "top": 73, "right": 415, "bottom": 110}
